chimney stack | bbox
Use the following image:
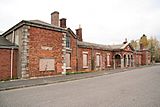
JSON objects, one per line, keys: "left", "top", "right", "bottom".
{"left": 76, "top": 25, "right": 83, "bottom": 41}
{"left": 51, "top": 11, "right": 59, "bottom": 26}
{"left": 60, "top": 18, "right": 67, "bottom": 28}
{"left": 123, "top": 38, "right": 127, "bottom": 44}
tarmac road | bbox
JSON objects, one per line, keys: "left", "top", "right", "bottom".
{"left": 0, "top": 65, "right": 160, "bottom": 107}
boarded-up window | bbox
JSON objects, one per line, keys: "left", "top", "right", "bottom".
{"left": 100, "top": 56, "right": 102, "bottom": 67}
{"left": 83, "top": 53, "right": 88, "bottom": 67}
{"left": 107, "top": 55, "right": 110, "bottom": 66}
{"left": 39, "top": 58, "right": 55, "bottom": 71}
{"left": 96, "top": 54, "right": 100, "bottom": 66}
{"left": 66, "top": 53, "right": 71, "bottom": 67}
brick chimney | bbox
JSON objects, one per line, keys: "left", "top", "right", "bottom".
{"left": 60, "top": 18, "right": 67, "bottom": 28}
{"left": 76, "top": 25, "right": 82, "bottom": 41}
{"left": 51, "top": 11, "right": 59, "bottom": 26}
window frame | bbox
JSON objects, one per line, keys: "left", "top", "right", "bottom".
{"left": 96, "top": 53, "right": 100, "bottom": 67}
{"left": 66, "top": 36, "right": 70, "bottom": 48}
{"left": 83, "top": 52, "right": 88, "bottom": 68}
{"left": 107, "top": 53, "right": 111, "bottom": 66}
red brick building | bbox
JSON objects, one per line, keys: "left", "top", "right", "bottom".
{"left": 0, "top": 11, "right": 151, "bottom": 80}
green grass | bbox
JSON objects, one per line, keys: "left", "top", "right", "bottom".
{"left": 66, "top": 71, "right": 90, "bottom": 75}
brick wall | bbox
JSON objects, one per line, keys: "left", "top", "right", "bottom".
{"left": 69, "top": 33, "right": 77, "bottom": 72}
{"left": 141, "top": 50, "right": 151, "bottom": 65}
{"left": 147, "top": 52, "right": 151, "bottom": 64}
{"left": 77, "top": 47, "right": 92, "bottom": 71}
{"left": 141, "top": 51, "right": 146, "bottom": 65}
{"left": 0, "top": 49, "right": 17, "bottom": 80}
{"left": 28, "top": 27, "right": 63, "bottom": 77}
{"left": 77, "top": 47, "right": 113, "bottom": 72}
{"left": 93, "top": 49, "right": 113, "bottom": 70}
{"left": 134, "top": 53, "right": 142, "bottom": 66}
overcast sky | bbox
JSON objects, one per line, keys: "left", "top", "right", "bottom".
{"left": 0, "top": 0, "right": 160, "bottom": 44}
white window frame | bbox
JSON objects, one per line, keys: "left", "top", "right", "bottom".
{"left": 107, "top": 54, "right": 110, "bottom": 66}
{"left": 96, "top": 53, "right": 100, "bottom": 67}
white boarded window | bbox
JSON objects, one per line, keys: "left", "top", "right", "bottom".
{"left": 83, "top": 53, "right": 88, "bottom": 67}
{"left": 39, "top": 58, "right": 55, "bottom": 71}
{"left": 66, "top": 53, "right": 71, "bottom": 67}
{"left": 107, "top": 55, "right": 110, "bottom": 66}
{"left": 96, "top": 54, "right": 100, "bottom": 66}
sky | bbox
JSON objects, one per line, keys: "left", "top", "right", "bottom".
{"left": 0, "top": 0, "right": 160, "bottom": 44}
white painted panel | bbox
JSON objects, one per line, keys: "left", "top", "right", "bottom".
{"left": 39, "top": 58, "right": 55, "bottom": 71}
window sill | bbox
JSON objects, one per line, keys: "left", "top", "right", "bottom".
{"left": 83, "top": 66, "right": 88, "bottom": 69}
{"left": 66, "top": 47, "right": 72, "bottom": 51}
{"left": 39, "top": 70, "right": 55, "bottom": 72}
{"left": 66, "top": 67, "right": 72, "bottom": 69}
{"left": 96, "top": 66, "right": 100, "bottom": 68}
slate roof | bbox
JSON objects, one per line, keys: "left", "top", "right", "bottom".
{"left": 77, "top": 41, "right": 112, "bottom": 50}
{"left": 111, "top": 44, "right": 124, "bottom": 50}
{"left": 2, "top": 20, "right": 66, "bottom": 37}
{"left": 28, "top": 20, "right": 62, "bottom": 29}
{"left": 0, "top": 36, "right": 18, "bottom": 49}
{"left": 77, "top": 41, "right": 133, "bottom": 51}
{"left": 29, "top": 20, "right": 52, "bottom": 26}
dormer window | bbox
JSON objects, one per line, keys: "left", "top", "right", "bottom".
{"left": 66, "top": 36, "right": 70, "bottom": 48}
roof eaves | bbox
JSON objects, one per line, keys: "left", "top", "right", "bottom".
{"left": 67, "top": 28, "right": 77, "bottom": 39}
{"left": 24, "top": 20, "right": 67, "bottom": 33}
{"left": 120, "top": 43, "right": 129, "bottom": 49}
{"left": 2, "top": 20, "right": 67, "bottom": 37}
{"left": 77, "top": 41, "right": 112, "bottom": 51}
{"left": 2, "top": 20, "right": 25, "bottom": 37}
{"left": 0, "top": 45, "right": 18, "bottom": 49}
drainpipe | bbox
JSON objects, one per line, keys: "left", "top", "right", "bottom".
{"left": 10, "top": 48, "right": 14, "bottom": 79}
{"left": 91, "top": 46, "right": 94, "bottom": 70}
{"left": 10, "top": 31, "right": 15, "bottom": 79}
{"left": 76, "top": 38, "right": 78, "bottom": 71}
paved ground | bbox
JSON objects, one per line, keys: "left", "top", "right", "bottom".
{"left": 0, "top": 65, "right": 160, "bottom": 107}
{"left": 0, "top": 67, "right": 133, "bottom": 91}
